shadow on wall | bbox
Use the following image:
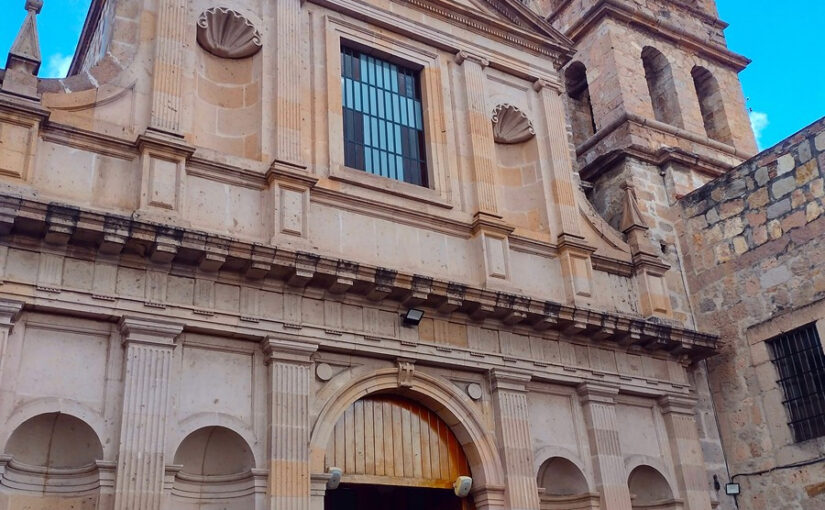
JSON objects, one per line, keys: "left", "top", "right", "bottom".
{"left": 0, "top": 412, "right": 105, "bottom": 510}
{"left": 170, "top": 426, "right": 260, "bottom": 509}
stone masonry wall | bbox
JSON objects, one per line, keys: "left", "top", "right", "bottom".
{"left": 679, "top": 117, "right": 825, "bottom": 510}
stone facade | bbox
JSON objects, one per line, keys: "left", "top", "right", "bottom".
{"left": 680, "top": 119, "right": 825, "bottom": 510}
{"left": 0, "top": 0, "right": 805, "bottom": 509}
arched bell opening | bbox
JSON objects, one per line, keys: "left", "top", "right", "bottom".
{"left": 628, "top": 465, "right": 682, "bottom": 510}
{"left": 323, "top": 395, "right": 475, "bottom": 510}
{"left": 0, "top": 412, "right": 105, "bottom": 509}
{"left": 536, "top": 457, "right": 599, "bottom": 510}
{"left": 168, "top": 426, "right": 261, "bottom": 510}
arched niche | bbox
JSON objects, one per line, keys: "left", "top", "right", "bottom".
{"left": 491, "top": 104, "right": 549, "bottom": 239}
{"left": 169, "top": 426, "right": 261, "bottom": 509}
{"left": 692, "top": 66, "right": 733, "bottom": 145}
{"left": 192, "top": 8, "right": 264, "bottom": 160}
{"left": 0, "top": 413, "right": 105, "bottom": 508}
{"left": 325, "top": 395, "right": 471, "bottom": 488}
{"left": 564, "top": 62, "right": 596, "bottom": 147}
{"left": 642, "top": 47, "right": 683, "bottom": 128}
{"left": 537, "top": 457, "right": 598, "bottom": 510}
{"left": 628, "top": 465, "right": 680, "bottom": 509}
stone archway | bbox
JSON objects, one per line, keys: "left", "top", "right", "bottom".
{"left": 309, "top": 367, "right": 505, "bottom": 509}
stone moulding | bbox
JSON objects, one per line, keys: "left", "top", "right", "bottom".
{"left": 196, "top": 8, "right": 262, "bottom": 59}
{"left": 491, "top": 104, "right": 535, "bottom": 144}
{"left": 0, "top": 193, "right": 718, "bottom": 360}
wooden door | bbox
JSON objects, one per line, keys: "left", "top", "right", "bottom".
{"left": 325, "top": 396, "right": 471, "bottom": 489}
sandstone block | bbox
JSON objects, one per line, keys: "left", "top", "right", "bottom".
{"left": 807, "top": 202, "right": 822, "bottom": 223}
{"left": 747, "top": 187, "right": 769, "bottom": 209}
{"left": 767, "top": 199, "right": 791, "bottom": 219}
{"left": 815, "top": 131, "right": 825, "bottom": 151}
{"left": 776, "top": 154, "right": 795, "bottom": 175}
{"left": 795, "top": 160, "right": 818, "bottom": 185}
{"left": 768, "top": 219, "right": 783, "bottom": 240}
{"left": 771, "top": 176, "right": 796, "bottom": 199}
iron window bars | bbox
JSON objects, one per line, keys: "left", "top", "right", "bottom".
{"left": 767, "top": 323, "right": 825, "bottom": 443}
{"left": 341, "top": 46, "right": 428, "bottom": 187}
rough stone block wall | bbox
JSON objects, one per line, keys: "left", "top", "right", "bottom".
{"left": 679, "top": 117, "right": 825, "bottom": 510}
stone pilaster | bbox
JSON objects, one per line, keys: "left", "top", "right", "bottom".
{"left": 113, "top": 317, "right": 184, "bottom": 510}
{"left": 0, "top": 299, "right": 23, "bottom": 380}
{"left": 310, "top": 473, "right": 331, "bottom": 510}
{"left": 659, "top": 396, "right": 713, "bottom": 510}
{"left": 577, "top": 383, "right": 633, "bottom": 510}
{"left": 533, "top": 79, "right": 582, "bottom": 239}
{"left": 534, "top": 79, "right": 597, "bottom": 303}
{"left": 490, "top": 370, "right": 540, "bottom": 510}
{"left": 150, "top": 0, "right": 187, "bottom": 134}
{"left": 273, "top": 0, "right": 305, "bottom": 167}
{"left": 262, "top": 337, "right": 320, "bottom": 510}
{"left": 456, "top": 51, "right": 499, "bottom": 218}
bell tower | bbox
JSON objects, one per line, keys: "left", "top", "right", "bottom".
{"left": 528, "top": 0, "right": 757, "bottom": 226}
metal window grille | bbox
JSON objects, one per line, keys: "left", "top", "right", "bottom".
{"left": 767, "top": 323, "right": 825, "bottom": 443}
{"left": 340, "top": 47, "right": 428, "bottom": 187}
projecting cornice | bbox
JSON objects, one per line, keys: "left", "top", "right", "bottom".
{"left": 561, "top": 0, "right": 750, "bottom": 71}
{"left": 309, "top": 0, "right": 575, "bottom": 66}
{"left": 0, "top": 193, "right": 718, "bottom": 360}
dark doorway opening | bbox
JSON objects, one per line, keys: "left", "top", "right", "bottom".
{"left": 326, "top": 483, "right": 469, "bottom": 510}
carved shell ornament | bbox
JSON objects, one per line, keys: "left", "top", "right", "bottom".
{"left": 196, "top": 7, "right": 262, "bottom": 59}
{"left": 491, "top": 104, "right": 536, "bottom": 144}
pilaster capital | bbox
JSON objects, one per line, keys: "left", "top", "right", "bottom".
{"left": 262, "top": 336, "right": 319, "bottom": 365}
{"left": 577, "top": 382, "right": 619, "bottom": 405}
{"left": 118, "top": 316, "right": 184, "bottom": 347}
{"left": 490, "top": 369, "right": 531, "bottom": 393}
{"left": 471, "top": 484, "right": 506, "bottom": 508}
{"left": 455, "top": 50, "right": 489, "bottom": 68}
{"left": 532, "top": 77, "right": 562, "bottom": 94}
{"left": 310, "top": 473, "right": 332, "bottom": 496}
{"left": 0, "top": 299, "right": 24, "bottom": 330}
{"left": 658, "top": 395, "right": 698, "bottom": 416}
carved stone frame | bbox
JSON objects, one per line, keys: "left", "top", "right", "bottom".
{"left": 323, "top": 15, "right": 453, "bottom": 208}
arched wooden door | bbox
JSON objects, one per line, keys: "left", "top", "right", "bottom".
{"left": 324, "top": 395, "right": 471, "bottom": 488}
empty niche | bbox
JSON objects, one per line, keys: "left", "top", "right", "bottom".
{"left": 1, "top": 413, "right": 105, "bottom": 509}
{"left": 564, "top": 62, "right": 596, "bottom": 147}
{"left": 628, "top": 465, "right": 678, "bottom": 509}
{"left": 491, "top": 104, "right": 549, "bottom": 239}
{"left": 170, "top": 426, "right": 258, "bottom": 509}
{"left": 692, "top": 66, "right": 733, "bottom": 144}
{"left": 193, "top": 8, "right": 263, "bottom": 160}
{"left": 641, "top": 47, "right": 683, "bottom": 128}
{"left": 537, "top": 457, "right": 598, "bottom": 509}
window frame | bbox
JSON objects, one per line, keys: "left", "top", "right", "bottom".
{"left": 339, "top": 45, "right": 429, "bottom": 187}
{"left": 766, "top": 323, "right": 825, "bottom": 443}
{"left": 323, "top": 16, "right": 453, "bottom": 208}
{"left": 748, "top": 306, "right": 825, "bottom": 447}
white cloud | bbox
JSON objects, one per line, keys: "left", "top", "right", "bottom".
{"left": 749, "top": 111, "right": 769, "bottom": 150}
{"left": 43, "top": 53, "right": 73, "bottom": 79}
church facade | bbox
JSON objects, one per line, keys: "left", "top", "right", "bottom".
{"left": 2, "top": 0, "right": 819, "bottom": 509}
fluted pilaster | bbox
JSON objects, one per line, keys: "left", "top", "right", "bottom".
{"left": 113, "top": 317, "right": 184, "bottom": 510}
{"left": 490, "top": 370, "right": 540, "bottom": 510}
{"left": 150, "top": 0, "right": 187, "bottom": 133}
{"left": 660, "top": 396, "right": 713, "bottom": 510}
{"left": 263, "top": 337, "right": 319, "bottom": 510}
{"left": 577, "top": 383, "right": 633, "bottom": 510}
{"left": 0, "top": 299, "right": 23, "bottom": 381}
{"left": 456, "top": 51, "right": 499, "bottom": 216}
{"left": 533, "top": 79, "right": 582, "bottom": 238}
{"left": 274, "top": 0, "right": 304, "bottom": 166}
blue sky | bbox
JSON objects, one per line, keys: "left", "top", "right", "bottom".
{"left": 0, "top": 0, "right": 822, "bottom": 149}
